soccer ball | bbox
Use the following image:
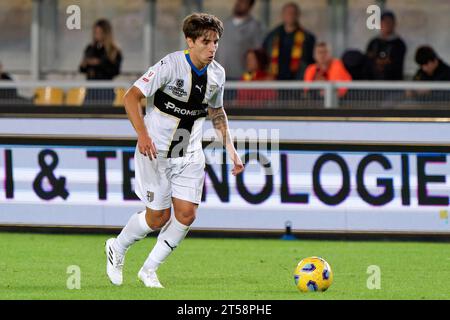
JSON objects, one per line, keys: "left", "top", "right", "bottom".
{"left": 293, "top": 256, "right": 333, "bottom": 292}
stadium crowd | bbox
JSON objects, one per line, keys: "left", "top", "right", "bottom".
{"left": 215, "top": 0, "right": 450, "bottom": 84}
{"left": 0, "top": 0, "right": 449, "bottom": 107}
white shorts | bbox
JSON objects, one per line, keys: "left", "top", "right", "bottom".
{"left": 134, "top": 147, "right": 206, "bottom": 210}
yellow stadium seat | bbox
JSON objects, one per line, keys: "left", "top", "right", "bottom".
{"left": 34, "top": 87, "right": 64, "bottom": 106}
{"left": 65, "top": 87, "right": 86, "bottom": 106}
{"left": 113, "top": 87, "right": 126, "bottom": 107}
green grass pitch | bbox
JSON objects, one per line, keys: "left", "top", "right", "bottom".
{"left": 0, "top": 232, "right": 449, "bottom": 300}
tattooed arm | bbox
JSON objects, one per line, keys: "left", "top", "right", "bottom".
{"left": 208, "top": 107, "right": 244, "bottom": 176}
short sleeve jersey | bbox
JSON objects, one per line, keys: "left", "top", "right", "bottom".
{"left": 133, "top": 50, "right": 225, "bottom": 158}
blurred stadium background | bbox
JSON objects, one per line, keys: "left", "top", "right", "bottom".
{"left": 1, "top": 0, "right": 450, "bottom": 77}
{"left": 0, "top": 0, "right": 450, "bottom": 107}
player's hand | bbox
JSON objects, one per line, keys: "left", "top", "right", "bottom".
{"left": 138, "top": 132, "right": 158, "bottom": 160}
{"left": 231, "top": 151, "right": 244, "bottom": 176}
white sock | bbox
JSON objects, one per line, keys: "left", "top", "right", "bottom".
{"left": 113, "top": 210, "right": 153, "bottom": 255}
{"left": 142, "top": 217, "right": 190, "bottom": 271}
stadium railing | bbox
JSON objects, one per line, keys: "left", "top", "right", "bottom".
{"left": 224, "top": 81, "right": 450, "bottom": 109}
{"left": 0, "top": 80, "right": 450, "bottom": 109}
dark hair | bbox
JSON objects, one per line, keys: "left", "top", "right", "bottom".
{"left": 381, "top": 10, "right": 396, "bottom": 21}
{"left": 183, "top": 13, "right": 224, "bottom": 41}
{"left": 92, "top": 19, "right": 119, "bottom": 62}
{"left": 94, "top": 19, "right": 112, "bottom": 34}
{"left": 283, "top": 2, "right": 301, "bottom": 15}
{"left": 246, "top": 48, "right": 270, "bottom": 71}
{"left": 415, "top": 46, "right": 438, "bottom": 65}
{"left": 248, "top": 0, "right": 256, "bottom": 7}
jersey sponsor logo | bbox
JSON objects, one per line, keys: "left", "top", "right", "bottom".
{"left": 167, "top": 79, "right": 188, "bottom": 98}
{"left": 163, "top": 101, "right": 206, "bottom": 116}
{"left": 142, "top": 77, "right": 149, "bottom": 82}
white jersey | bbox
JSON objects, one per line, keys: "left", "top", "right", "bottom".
{"left": 133, "top": 50, "right": 225, "bottom": 158}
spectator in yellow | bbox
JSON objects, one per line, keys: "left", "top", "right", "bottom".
{"left": 263, "top": 2, "right": 316, "bottom": 80}
{"left": 304, "top": 42, "right": 352, "bottom": 97}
